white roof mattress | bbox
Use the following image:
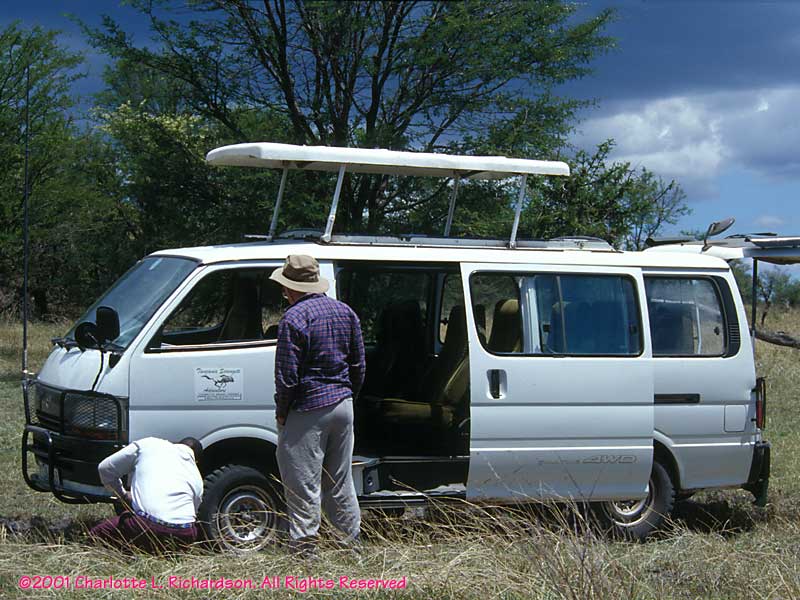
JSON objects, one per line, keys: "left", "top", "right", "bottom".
{"left": 206, "top": 143, "right": 570, "bottom": 179}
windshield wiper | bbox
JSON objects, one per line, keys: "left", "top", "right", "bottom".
{"left": 51, "top": 337, "right": 79, "bottom": 349}
{"left": 102, "top": 341, "right": 126, "bottom": 354}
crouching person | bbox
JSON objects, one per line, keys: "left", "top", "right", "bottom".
{"left": 90, "top": 437, "right": 203, "bottom": 552}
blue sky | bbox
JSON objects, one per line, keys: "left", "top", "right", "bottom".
{"left": 561, "top": 1, "right": 800, "bottom": 238}
{"left": 4, "top": 1, "right": 799, "bottom": 239}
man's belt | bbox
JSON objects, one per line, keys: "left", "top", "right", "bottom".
{"left": 134, "top": 509, "right": 195, "bottom": 530}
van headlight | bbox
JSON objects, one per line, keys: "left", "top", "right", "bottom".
{"left": 63, "top": 392, "right": 122, "bottom": 439}
{"left": 35, "top": 383, "right": 61, "bottom": 416}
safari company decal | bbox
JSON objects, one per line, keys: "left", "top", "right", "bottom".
{"left": 194, "top": 368, "right": 243, "bottom": 402}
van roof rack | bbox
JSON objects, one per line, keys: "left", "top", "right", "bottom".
{"left": 266, "top": 229, "right": 614, "bottom": 251}
{"left": 644, "top": 235, "right": 696, "bottom": 247}
{"left": 207, "top": 142, "right": 571, "bottom": 248}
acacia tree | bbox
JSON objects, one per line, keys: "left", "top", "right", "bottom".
{"left": 519, "top": 140, "right": 689, "bottom": 248}
{"left": 85, "top": 0, "right": 615, "bottom": 232}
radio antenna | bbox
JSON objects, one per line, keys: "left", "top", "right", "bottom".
{"left": 21, "top": 61, "right": 31, "bottom": 403}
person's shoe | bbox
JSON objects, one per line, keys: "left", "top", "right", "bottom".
{"left": 288, "top": 537, "right": 318, "bottom": 561}
{"left": 335, "top": 532, "right": 363, "bottom": 557}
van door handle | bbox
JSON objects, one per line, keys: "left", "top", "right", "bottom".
{"left": 488, "top": 369, "right": 503, "bottom": 399}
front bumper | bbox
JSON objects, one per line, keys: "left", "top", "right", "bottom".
{"left": 22, "top": 425, "right": 120, "bottom": 503}
{"left": 21, "top": 379, "right": 126, "bottom": 504}
{"left": 743, "top": 440, "right": 770, "bottom": 507}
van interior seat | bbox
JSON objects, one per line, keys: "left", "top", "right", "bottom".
{"left": 218, "top": 276, "right": 262, "bottom": 341}
{"left": 374, "top": 304, "right": 469, "bottom": 429}
{"left": 473, "top": 304, "right": 487, "bottom": 344}
{"left": 487, "top": 299, "right": 522, "bottom": 353}
{"left": 369, "top": 300, "right": 425, "bottom": 398}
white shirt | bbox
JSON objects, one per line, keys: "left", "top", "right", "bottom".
{"left": 98, "top": 437, "right": 203, "bottom": 525}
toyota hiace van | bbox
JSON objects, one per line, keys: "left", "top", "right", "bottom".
{"left": 22, "top": 144, "right": 775, "bottom": 548}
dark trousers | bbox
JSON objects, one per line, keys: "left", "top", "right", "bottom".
{"left": 90, "top": 511, "right": 198, "bottom": 552}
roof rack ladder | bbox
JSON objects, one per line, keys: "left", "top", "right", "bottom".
{"left": 266, "top": 167, "right": 289, "bottom": 241}
{"left": 443, "top": 176, "right": 461, "bottom": 237}
{"left": 508, "top": 175, "right": 528, "bottom": 249}
{"left": 321, "top": 164, "right": 347, "bottom": 243}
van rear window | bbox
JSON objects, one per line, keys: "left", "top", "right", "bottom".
{"left": 469, "top": 273, "right": 642, "bottom": 356}
{"left": 645, "top": 277, "right": 726, "bottom": 356}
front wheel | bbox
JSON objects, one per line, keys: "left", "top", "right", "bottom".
{"left": 596, "top": 461, "right": 675, "bottom": 541}
{"left": 198, "top": 464, "right": 285, "bottom": 551}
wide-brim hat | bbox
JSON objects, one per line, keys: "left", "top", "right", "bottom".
{"left": 269, "top": 254, "right": 329, "bottom": 294}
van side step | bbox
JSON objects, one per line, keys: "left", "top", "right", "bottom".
{"left": 352, "top": 455, "right": 468, "bottom": 497}
{"left": 359, "top": 485, "right": 467, "bottom": 509}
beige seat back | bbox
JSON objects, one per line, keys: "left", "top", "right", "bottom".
{"left": 219, "top": 276, "right": 262, "bottom": 341}
{"left": 428, "top": 305, "right": 468, "bottom": 407}
{"left": 488, "top": 299, "right": 522, "bottom": 353}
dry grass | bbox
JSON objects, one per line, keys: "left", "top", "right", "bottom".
{"left": 0, "top": 319, "right": 70, "bottom": 382}
{"left": 1, "top": 313, "right": 799, "bottom": 599}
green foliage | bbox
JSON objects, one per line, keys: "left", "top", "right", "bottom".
{"left": 83, "top": 0, "right": 616, "bottom": 232}
{"left": 95, "top": 101, "right": 340, "bottom": 250}
{"left": 519, "top": 140, "right": 689, "bottom": 248}
{"left": 0, "top": 23, "right": 135, "bottom": 317}
{"left": 731, "top": 260, "right": 754, "bottom": 304}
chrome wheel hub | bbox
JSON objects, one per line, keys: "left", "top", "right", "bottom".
{"left": 217, "top": 486, "right": 277, "bottom": 550}
{"left": 602, "top": 481, "right": 653, "bottom": 527}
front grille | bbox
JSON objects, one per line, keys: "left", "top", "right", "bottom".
{"left": 30, "top": 382, "right": 126, "bottom": 438}
{"left": 64, "top": 393, "right": 119, "bottom": 431}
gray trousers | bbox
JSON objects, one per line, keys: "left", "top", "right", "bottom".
{"left": 276, "top": 398, "right": 361, "bottom": 543}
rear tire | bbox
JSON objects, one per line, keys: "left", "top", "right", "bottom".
{"left": 596, "top": 461, "right": 675, "bottom": 541}
{"left": 198, "top": 464, "right": 285, "bottom": 551}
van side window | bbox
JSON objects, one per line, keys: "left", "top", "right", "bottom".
{"left": 158, "top": 268, "right": 285, "bottom": 347}
{"left": 470, "top": 273, "right": 641, "bottom": 356}
{"left": 645, "top": 277, "right": 726, "bottom": 356}
{"left": 470, "top": 274, "right": 524, "bottom": 353}
{"left": 540, "top": 275, "right": 641, "bottom": 355}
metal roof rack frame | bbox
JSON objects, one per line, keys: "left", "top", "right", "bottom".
{"left": 267, "top": 229, "right": 614, "bottom": 251}
{"left": 206, "top": 142, "right": 571, "bottom": 248}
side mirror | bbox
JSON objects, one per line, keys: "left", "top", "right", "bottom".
{"left": 74, "top": 321, "right": 101, "bottom": 350}
{"left": 703, "top": 216, "right": 735, "bottom": 250}
{"left": 96, "top": 306, "right": 121, "bottom": 344}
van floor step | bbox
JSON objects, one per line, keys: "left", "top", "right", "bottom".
{"left": 358, "top": 483, "right": 466, "bottom": 506}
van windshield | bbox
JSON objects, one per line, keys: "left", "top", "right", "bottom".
{"left": 67, "top": 256, "right": 198, "bottom": 349}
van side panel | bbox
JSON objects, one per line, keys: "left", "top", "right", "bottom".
{"left": 646, "top": 269, "right": 756, "bottom": 490}
{"left": 127, "top": 261, "right": 296, "bottom": 451}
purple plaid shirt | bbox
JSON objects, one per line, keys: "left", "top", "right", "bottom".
{"left": 274, "top": 293, "right": 366, "bottom": 420}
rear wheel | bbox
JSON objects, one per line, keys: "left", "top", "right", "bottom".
{"left": 596, "top": 461, "right": 675, "bottom": 541}
{"left": 198, "top": 464, "right": 285, "bottom": 551}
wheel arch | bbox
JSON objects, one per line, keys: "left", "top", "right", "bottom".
{"left": 653, "top": 431, "right": 682, "bottom": 491}
{"left": 201, "top": 435, "right": 278, "bottom": 477}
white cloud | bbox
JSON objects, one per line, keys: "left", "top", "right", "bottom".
{"left": 572, "top": 86, "right": 800, "bottom": 198}
{"left": 754, "top": 215, "right": 785, "bottom": 228}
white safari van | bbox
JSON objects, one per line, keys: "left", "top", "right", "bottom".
{"left": 22, "top": 144, "right": 774, "bottom": 548}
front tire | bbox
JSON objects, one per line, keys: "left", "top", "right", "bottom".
{"left": 596, "top": 461, "right": 675, "bottom": 541}
{"left": 198, "top": 464, "right": 285, "bottom": 551}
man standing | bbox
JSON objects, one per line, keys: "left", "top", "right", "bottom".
{"left": 270, "top": 254, "right": 365, "bottom": 554}
{"left": 90, "top": 437, "right": 203, "bottom": 551}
